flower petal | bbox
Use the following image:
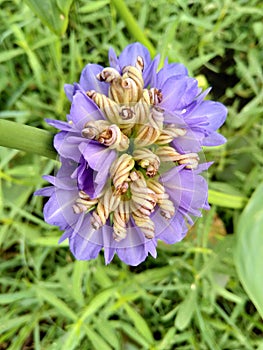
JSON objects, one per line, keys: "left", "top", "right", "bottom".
{"left": 69, "top": 90, "right": 104, "bottom": 127}
{"left": 69, "top": 233, "right": 102, "bottom": 260}
{"left": 203, "top": 132, "right": 227, "bottom": 146}
{"left": 45, "top": 118, "right": 74, "bottom": 132}
{"left": 79, "top": 64, "right": 109, "bottom": 95}
{"left": 187, "top": 100, "right": 227, "bottom": 133}
{"left": 160, "top": 76, "right": 199, "bottom": 112}
{"left": 155, "top": 59, "right": 188, "bottom": 88}
{"left": 79, "top": 142, "right": 117, "bottom": 194}
{"left": 152, "top": 209, "right": 187, "bottom": 244}
{"left": 54, "top": 132, "right": 82, "bottom": 162}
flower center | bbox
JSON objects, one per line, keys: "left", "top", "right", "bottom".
{"left": 76, "top": 56, "right": 199, "bottom": 240}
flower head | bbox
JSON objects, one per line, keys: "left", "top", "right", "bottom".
{"left": 36, "top": 43, "right": 227, "bottom": 266}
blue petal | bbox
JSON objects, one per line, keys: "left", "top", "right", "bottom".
{"left": 79, "top": 63, "right": 109, "bottom": 95}
{"left": 155, "top": 59, "right": 188, "bottom": 88}
{"left": 54, "top": 132, "right": 82, "bottom": 162}
{"left": 160, "top": 76, "right": 199, "bottom": 112}
{"left": 34, "top": 186, "right": 54, "bottom": 197}
{"left": 69, "top": 90, "right": 104, "bottom": 127}
{"left": 69, "top": 233, "right": 102, "bottom": 260}
{"left": 203, "top": 132, "right": 227, "bottom": 146}
{"left": 64, "top": 84, "right": 74, "bottom": 102}
{"left": 108, "top": 47, "right": 120, "bottom": 71}
{"left": 43, "top": 188, "right": 78, "bottom": 230}
{"left": 187, "top": 100, "right": 227, "bottom": 132}
{"left": 152, "top": 209, "right": 187, "bottom": 244}
{"left": 45, "top": 118, "right": 74, "bottom": 132}
{"left": 117, "top": 42, "right": 151, "bottom": 71}
{"left": 79, "top": 142, "right": 117, "bottom": 195}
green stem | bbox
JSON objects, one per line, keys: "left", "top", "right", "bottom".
{"left": 111, "top": 0, "right": 156, "bottom": 57}
{"left": 0, "top": 119, "right": 57, "bottom": 160}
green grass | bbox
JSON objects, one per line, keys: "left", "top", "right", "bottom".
{"left": 1, "top": 0, "right": 263, "bottom": 349}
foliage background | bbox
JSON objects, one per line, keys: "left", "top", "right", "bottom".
{"left": 0, "top": 0, "right": 263, "bottom": 349}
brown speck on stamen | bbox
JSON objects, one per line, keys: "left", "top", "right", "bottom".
{"left": 96, "top": 67, "right": 120, "bottom": 83}
{"left": 135, "top": 56, "right": 144, "bottom": 72}
{"left": 120, "top": 107, "right": 135, "bottom": 120}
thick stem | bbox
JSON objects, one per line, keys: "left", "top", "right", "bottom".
{"left": 0, "top": 119, "right": 57, "bottom": 159}
{"left": 111, "top": 0, "right": 156, "bottom": 57}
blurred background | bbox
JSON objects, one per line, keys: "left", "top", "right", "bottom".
{"left": 0, "top": 0, "right": 262, "bottom": 349}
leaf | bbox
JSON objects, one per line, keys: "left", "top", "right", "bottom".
{"left": 33, "top": 285, "right": 78, "bottom": 321}
{"left": 80, "top": 287, "right": 116, "bottom": 322}
{"left": 208, "top": 189, "right": 247, "bottom": 209}
{"left": 235, "top": 183, "right": 263, "bottom": 319}
{"left": 24, "top": 0, "right": 73, "bottom": 35}
{"left": 78, "top": 0, "right": 109, "bottom": 13}
{"left": 124, "top": 304, "right": 154, "bottom": 344}
{"left": 175, "top": 286, "right": 197, "bottom": 330}
{"left": 85, "top": 327, "right": 112, "bottom": 350}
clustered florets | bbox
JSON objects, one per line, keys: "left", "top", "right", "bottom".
{"left": 35, "top": 43, "right": 227, "bottom": 265}
{"left": 78, "top": 55, "right": 201, "bottom": 241}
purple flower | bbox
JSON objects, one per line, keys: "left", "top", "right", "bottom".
{"left": 36, "top": 43, "right": 227, "bottom": 265}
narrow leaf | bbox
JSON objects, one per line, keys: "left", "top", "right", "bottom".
{"left": 124, "top": 304, "right": 154, "bottom": 344}
{"left": 235, "top": 183, "right": 263, "bottom": 319}
{"left": 175, "top": 286, "right": 197, "bottom": 330}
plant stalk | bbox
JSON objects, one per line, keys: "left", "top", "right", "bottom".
{"left": 0, "top": 119, "right": 57, "bottom": 159}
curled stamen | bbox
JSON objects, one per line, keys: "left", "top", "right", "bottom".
{"left": 130, "top": 171, "right": 156, "bottom": 238}
{"left": 156, "top": 146, "right": 199, "bottom": 169}
{"left": 147, "top": 179, "right": 175, "bottom": 219}
{"left": 87, "top": 90, "right": 120, "bottom": 124}
{"left": 134, "top": 107, "right": 164, "bottom": 147}
{"left": 110, "top": 154, "right": 135, "bottom": 194}
{"left": 122, "top": 65, "right": 144, "bottom": 96}
{"left": 130, "top": 175, "right": 157, "bottom": 217}
{"left": 107, "top": 63, "right": 144, "bottom": 104}
{"left": 134, "top": 125, "right": 160, "bottom": 147}
{"left": 133, "top": 148, "right": 160, "bottom": 177}
{"left": 148, "top": 107, "right": 164, "bottom": 131}
{"left": 91, "top": 187, "right": 120, "bottom": 229}
{"left": 177, "top": 153, "right": 199, "bottom": 169}
{"left": 134, "top": 99, "right": 150, "bottom": 124}
{"left": 72, "top": 191, "right": 98, "bottom": 214}
{"left": 82, "top": 120, "right": 110, "bottom": 139}
{"left": 113, "top": 200, "right": 130, "bottom": 241}
{"left": 96, "top": 67, "right": 121, "bottom": 83}
{"left": 119, "top": 107, "right": 135, "bottom": 120}
{"left": 142, "top": 88, "right": 163, "bottom": 105}
{"left": 155, "top": 125, "right": 187, "bottom": 145}
{"left": 132, "top": 212, "right": 155, "bottom": 239}
{"left": 97, "top": 124, "right": 129, "bottom": 151}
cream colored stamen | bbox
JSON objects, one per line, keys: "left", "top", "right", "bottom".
{"left": 96, "top": 67, "right": 121, "bottom": 83}
{"left": 91, "top": 187, "right": 120, "bottom": 229}
{"left": 97, "top": 124, "right": 129, "bottom": 151}
{"left": 130, "top": 174, "right": 157, "bottom": 217}
{"left": 113, "top": 200, "right": 130, "bottom": 241}
{"left": 133, "top": 148, "right": 160, "bottom": 177}
{"left": 82, "top": 120, "right": 110, "bottom": 139}
{"left": 110, "top": 154, "right": 135, "bottom": 194}
{"left": 155, "top": 125, "right": 186, "bottom": 145}
{"left": 147, "top": 179, "right": 175, "bottom": 219}
{"left": 156, "top": 146, "right": 199, "bottom": 169}
{"left": 86, "top": 90, "right": 120, "bottom": 124}
{"left": 72, "top": 191, "right": 98, "bottom": 214}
